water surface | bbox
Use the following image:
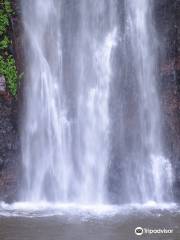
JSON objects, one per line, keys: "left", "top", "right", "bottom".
{"left": 0, "top": 204, "right": 179, "bottom": 240}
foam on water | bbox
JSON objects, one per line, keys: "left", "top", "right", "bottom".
{"left": 0, "top": 202, "right": 177, "bottom": 218}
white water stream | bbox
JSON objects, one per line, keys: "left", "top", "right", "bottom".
{"left": 20, "top": 0, "right": 173, "bottom": 205}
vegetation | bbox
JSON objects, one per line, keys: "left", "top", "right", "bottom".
{"left": 0, "top": 10, "right": 9, "bottom": 35}
{"left": 4, "top": 0, "right": 13, "bottom": 15}
{"left": 0, "top": 0, "right": 18, "bottom": 96}
{"left": 0, "top": 55, "right": 17, "bottom": 96}
{"left": 0, "top": 35, "right": 10, "bottom": 49}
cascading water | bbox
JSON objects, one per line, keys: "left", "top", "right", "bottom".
{"left": 21, "top": 0, "right": 72, "bottom": 202}
{"left": 21, "top": 0, "right": 117, "bottom": 203}
{"left": 108, "top": 0, "right": 173, "bottom": 204}
{"left": 21, "top": 0, "right": 173, "bottom": 205}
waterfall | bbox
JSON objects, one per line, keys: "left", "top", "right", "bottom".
{"left": 108, "top": 0, "right": 173, "bottom": 204}
{"left": 21, "top": 0, "right": 173, "bottom": 204}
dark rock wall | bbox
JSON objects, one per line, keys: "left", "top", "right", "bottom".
{"left": 0, "top": 95, "right": 19, "bottom": 202}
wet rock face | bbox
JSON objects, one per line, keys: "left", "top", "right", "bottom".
{"left": 155, "top": 0, "right": 180, "bottom": 201}
{"left": 0, "top": 94, "right": 19, "bottom": 202}
{"left": 0, "top": 76, "right": 6, "bottom": 92}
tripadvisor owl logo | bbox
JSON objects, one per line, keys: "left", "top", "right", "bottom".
{"left": 135, "top": 226, "right": 173, "bottom": 236}
{"left": 135, "top": 227, "right": 144, "bottom": 236}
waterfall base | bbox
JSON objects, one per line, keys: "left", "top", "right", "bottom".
{"left": 0, "top": 203, "right": 179, "bottom": 240}
{"left": 0, "top": 201, "right": 177, "bottom": 217}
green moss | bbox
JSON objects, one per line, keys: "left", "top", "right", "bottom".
{"left": 4, "top": 0, "right": 13, "bottom": 15}
{"left": 0, "top": 55, "right": 17, "bottom": 96}
{"left": 0, "top": 35, "right": 10, "bottom": 49}
{"left": 0, "top": 10, "right": 9, "bottom": 35}
{"left": 0, "top": 0, "right": 19, "bottom": 96}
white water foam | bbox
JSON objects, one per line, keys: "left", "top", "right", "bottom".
{"left": 0, "top": 202, "right": 177, "bottom": 218}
